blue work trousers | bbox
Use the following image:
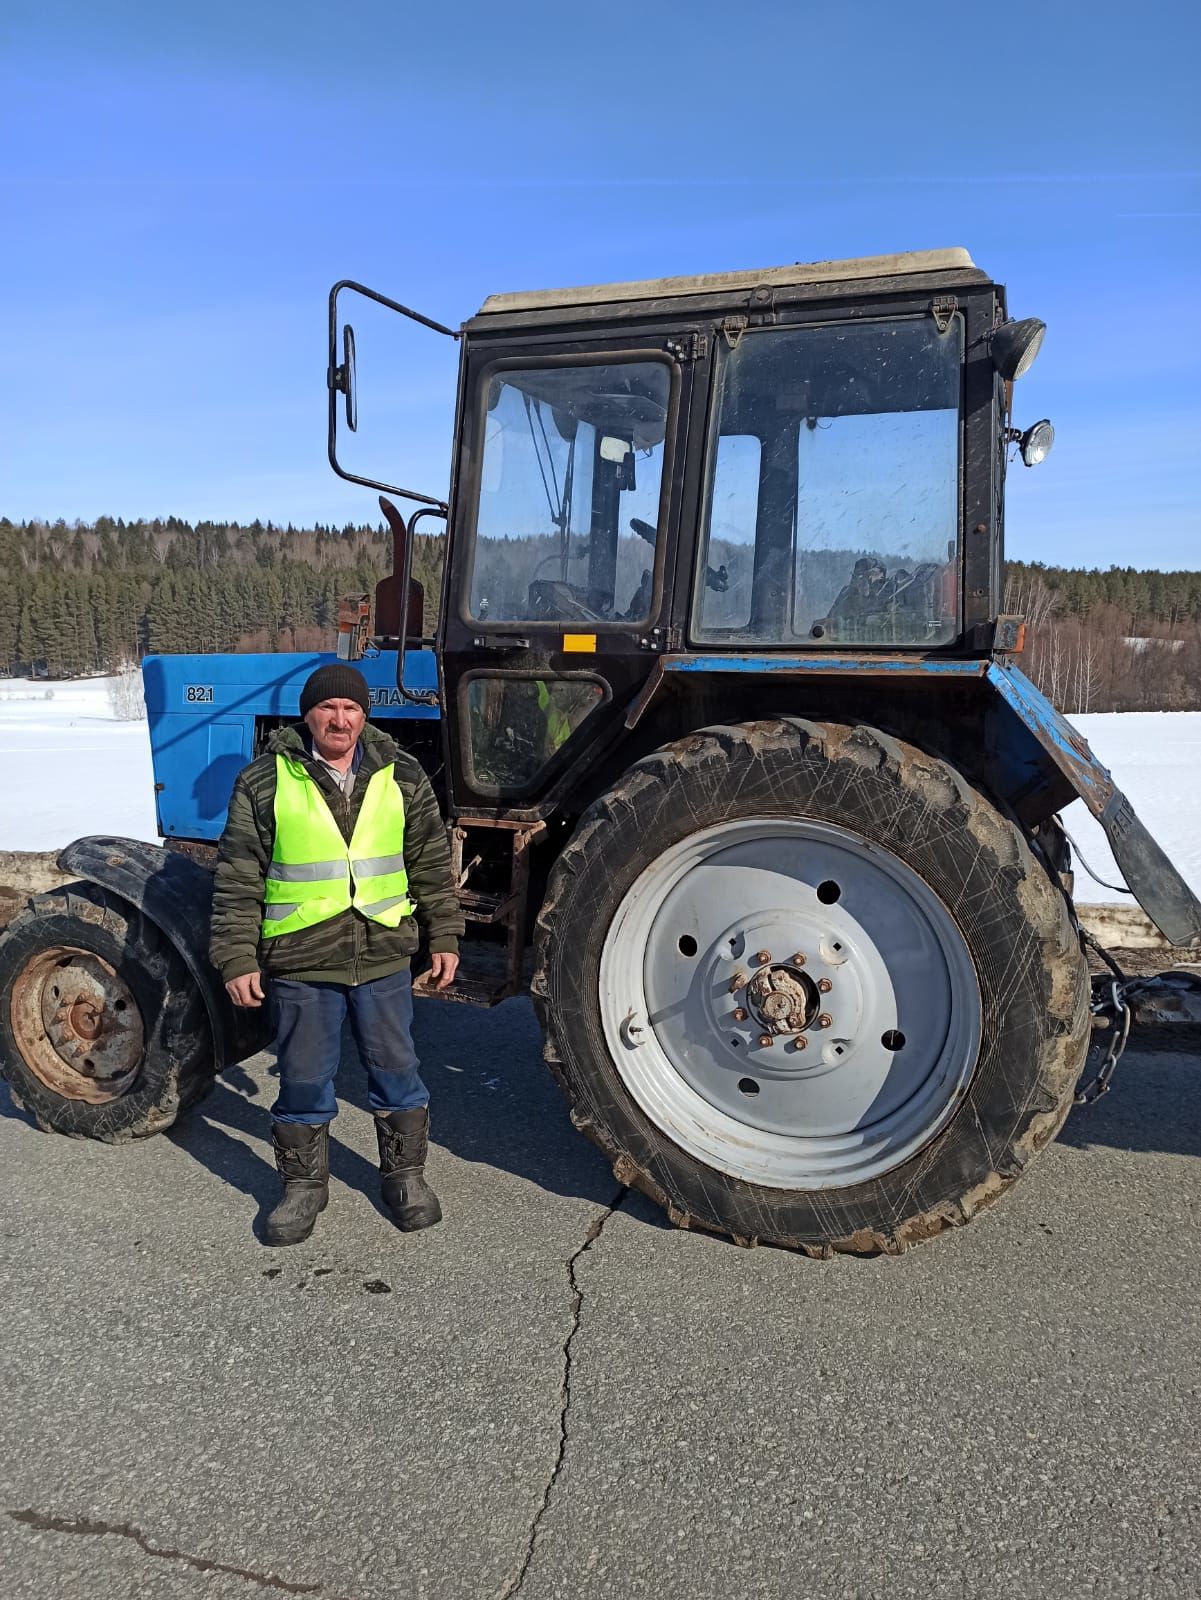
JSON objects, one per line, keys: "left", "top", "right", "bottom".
{"left": 268, "top": 968, "right": 428, "bottom": 1126}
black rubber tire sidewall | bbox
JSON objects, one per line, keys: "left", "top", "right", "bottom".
{"left": 534, "top": 720, "right": 1090, "bottom": 1254}
{"left": 0, "top": 885, "right": 212, "bottom": 1140}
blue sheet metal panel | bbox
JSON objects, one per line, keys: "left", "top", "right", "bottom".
{"left": 984, "top": 660, "right": 1114, "bottom": 817}
{"left": 142, "top": 649, "right": 438, "bottom": 720}
{"left": 143, "top": 650, "right": 439, "bottom": 841}
{"left": 661, "top": 653, "right": 988, "bottom": 678}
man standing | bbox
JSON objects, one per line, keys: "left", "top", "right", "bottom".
{"left": 209, "top": 663, "right": 464, "bottom": 1246}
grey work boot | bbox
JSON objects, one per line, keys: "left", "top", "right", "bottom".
{"left": 375, "top": 1107, "right": 442, "bottom": 1231}
{"left": 265, "top": 1122, "right": 330, "bottom": 1246}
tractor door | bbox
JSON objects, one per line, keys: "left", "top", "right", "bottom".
{"left": 440, "top": 336, "right": 697, "bottom": 816}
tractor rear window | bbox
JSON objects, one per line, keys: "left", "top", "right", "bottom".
{"left": 468, "top": 359, "right": 673, "bottom": 627}
{"left": 693, "top": 316, "right": 963, "bottom": 648}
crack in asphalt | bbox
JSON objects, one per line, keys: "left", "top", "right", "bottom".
{"left": 500, "top": 1185, "right": 627, "bottom": 1600}
{"left": 7, "top": 1508, "right": 347, "bottom": 1597}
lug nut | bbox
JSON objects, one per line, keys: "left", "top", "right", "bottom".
{"left": 758, "top": 1034, "right": 774, "bottom": 1048}
{"left": 790, "top": 952, "right": 807, "bottom": 966}
{"left": 754, "top": 950, "right": 772, "bottom": 966}
{"left": 729, "top": 971, "right": 747, "bottom": 993}
{"left": 816, "top": 1013, "right": 833, "bottom": 1029}
{"left": 790, "top": 1034, "right": 808, "bottom": 1051}
{"left": 732, "top": 1007, "right": 748, "bottom": 1022}
{"left": 817, "top": 977, "right": 832, "bottom": 994}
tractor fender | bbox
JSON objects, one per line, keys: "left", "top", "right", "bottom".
{"left": 986, "top": 662, "right": 1201, "bottom": 947}
{"left": 55, "top": 835, "right": 271, "bottom": 1069}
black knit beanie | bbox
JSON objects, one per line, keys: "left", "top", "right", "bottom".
{"left": 299, "top": 663, "right": 371, "bottom": 718}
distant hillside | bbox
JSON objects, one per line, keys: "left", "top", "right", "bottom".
{"left": 1, "top": 519, "right": 1197, "bottom": 711}
{"left": 1005, "top": 560, "right": 1201, "bottom": 712}
{"left": 0, "top": 516, "right": 445, "bottom": 675}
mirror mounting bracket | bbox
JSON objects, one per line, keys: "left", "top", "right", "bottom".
{"left": 327, "top": 278, "right": 457, "bottom": 509}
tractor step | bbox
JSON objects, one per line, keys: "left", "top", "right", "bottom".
{"left": 440, "top": 821, "right": 545, "bottom": 1005}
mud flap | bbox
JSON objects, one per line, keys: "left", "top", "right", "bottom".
{"left": 55, "top": 835, "right": 271, "bottom": 1069}
{"left": 987, "top": 662, "right": 1201, "bottom": 947}
{"left": 1101, "top": 794, "right": 1201, "bottom": 947}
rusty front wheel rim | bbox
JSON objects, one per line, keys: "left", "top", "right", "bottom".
{"left": 9, "top": 946, "right": 145, "bottom": 1103}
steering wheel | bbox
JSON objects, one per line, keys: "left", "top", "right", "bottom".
{"left": 527, "top": 579, "right": 607, "bottom": 623}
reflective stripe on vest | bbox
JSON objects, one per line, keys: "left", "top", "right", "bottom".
{"left": 535, "top": 680, "right": 573, "bottom": 750}
{"left": 262, "top": 755, "right": 413, "bottom": 939}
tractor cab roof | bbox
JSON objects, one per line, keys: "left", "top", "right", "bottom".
{"left": 472, "top": 248, "right": 992, "bottom": 326}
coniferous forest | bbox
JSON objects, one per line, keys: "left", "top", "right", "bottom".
{"left": 1, "top": 516, "right": 1198, "bottom": 713}
{"left": 0, "top": 516, "right": 446, "bottom": 676}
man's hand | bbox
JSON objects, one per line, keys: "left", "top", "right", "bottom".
{"left": 428, "top": 952, "right": 459, "bottom": 990}
{"left": 225, "top": 972, "right": 266, "bottom": 1008}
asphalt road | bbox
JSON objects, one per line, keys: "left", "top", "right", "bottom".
{"left": 1, "top": 998, "right": 1198, "bottom": 1600}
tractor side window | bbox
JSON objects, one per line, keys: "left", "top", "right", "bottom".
{"left": 468, "top": 360, "right": 672, "bottom": 627}
{"left": 464, "top": 676, "right": 606, "bottom": 795}
{"left": 697, "top": 434, "right": 762, "bottom": 630}
{"left": 694, "top": 317, "right": 963, "bottom": 647}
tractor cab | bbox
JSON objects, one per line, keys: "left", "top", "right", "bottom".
{"left": 330, "top": 249, "right": 1037, "bottom": 824}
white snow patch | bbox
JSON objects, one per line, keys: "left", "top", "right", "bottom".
{"left": 0, "top": 682, "right": 1197, "bottom": 913}
{"left": 0, "top": 676, "right": 159, "bottom": 852}
{"left": 1062, "top": 712, "right": 1201, "bottom": 906}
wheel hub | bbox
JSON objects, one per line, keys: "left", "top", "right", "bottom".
{"left": 11, "top": 948, "right": 144, "bottom": 1102}
{"left": 599, "top": 817, "right": 982, "bottom": 1190}
{"left": 744, "top": 962, "right": 819, "bottom": 1036}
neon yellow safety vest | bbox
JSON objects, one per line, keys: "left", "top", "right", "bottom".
{"left": 536, "top": 680, "right": 573, "bottom": 751}
{"left": 262, "top": 755, "right": 413, "bottom": 939}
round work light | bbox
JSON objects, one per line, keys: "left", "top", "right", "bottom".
{"left": 989, "top": 317, "right": 1046, "bottom": 381}
{"left": 1019, "top": 419, "right": 1054, "bottom": 467}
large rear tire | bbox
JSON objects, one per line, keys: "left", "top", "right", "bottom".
{"left": 533, "top": 720, "right": 1090, "bottom": 1255}
{"left": 0, "top": 882, "right": 213, "bottom": 1140}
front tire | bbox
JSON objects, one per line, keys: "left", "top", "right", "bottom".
{"left": 0, "top": 882, "right": 213, "bottom": 1140}
{"left": 534, "top": 720, "right": 1090, "bottom": 1255}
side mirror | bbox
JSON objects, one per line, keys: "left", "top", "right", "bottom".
{"left": 329, "top": 324, "right": 357, "bottom": 432}
{"left": 326, "top": 278, "right": 457, "bottom": 506}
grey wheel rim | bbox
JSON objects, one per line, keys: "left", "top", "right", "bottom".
{"left": 598, "top": 817, "right": 982, "bottom": 1190}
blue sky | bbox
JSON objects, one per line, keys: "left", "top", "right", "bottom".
{"left": 2, "top": 0, "right": 1198, "bottom": 567}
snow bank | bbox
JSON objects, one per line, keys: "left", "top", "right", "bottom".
{"left": 0, "top": 677, "right": 159, "bottom": 852}
{"left": 1063, "top": 712, "right": 1201, "bottom": 906}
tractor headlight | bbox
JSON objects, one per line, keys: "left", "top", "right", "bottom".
{"left": 989, "top": 317, "right": 1046, "bottom": 381}
{"left": 1019, "top": 419, "right": 1054, "bottom": 467}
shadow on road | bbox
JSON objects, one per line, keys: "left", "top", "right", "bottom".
{"left": 1059, "top": 1026, "right": 1201, "bottom": 1160}
{"left": 167, "top": 1073, "right": 388, "bottom": 1241}
{"left": 163, "top": 991, "right": 617, "bottom": 1233}
{"left": 8, "top": 1008, "right": 1193, "bottom": 1231}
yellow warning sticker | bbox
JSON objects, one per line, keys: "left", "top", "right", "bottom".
{"left": 562, "top": 633, "right": 597, "bottom": 653}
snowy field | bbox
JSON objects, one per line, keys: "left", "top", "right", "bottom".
{"left": 0, "top": 675, "right": 1198, "bottom": 908}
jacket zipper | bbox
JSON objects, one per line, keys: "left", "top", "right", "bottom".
{"left": 338, "top": 785, "right": 365, "bottom": 989}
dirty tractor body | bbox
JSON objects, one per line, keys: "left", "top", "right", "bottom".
{"left": 3, "top": 248, "right": 1198, "bottom": 1254}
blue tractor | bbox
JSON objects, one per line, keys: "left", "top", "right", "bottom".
{"left": 2, "top": 248, "right": 1198, "bottom": 1254}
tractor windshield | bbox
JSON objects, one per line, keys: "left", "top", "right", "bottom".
{"left": 467, "top": 358, "right": 673, "bottom": 626}
{"left": 694, "top": 316, "right": 963, "bottom": 647}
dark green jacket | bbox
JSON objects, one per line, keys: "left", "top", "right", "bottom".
{"left": 209, "top": 722, "right": 463, "bottom": 986}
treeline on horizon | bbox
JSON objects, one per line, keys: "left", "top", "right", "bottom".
{"left": 0, "top": 515, "right": 446, "bottom": 677}
{"left": 0, "top": 518, "right": 1198, "bottom": 712}
{"left": 1004, "top": 559, "right": 1201, "bottom": 713}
